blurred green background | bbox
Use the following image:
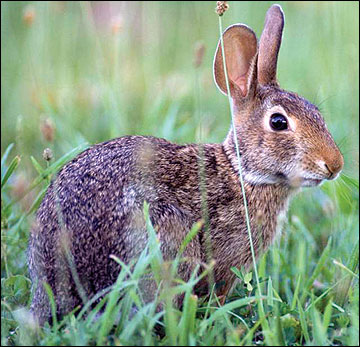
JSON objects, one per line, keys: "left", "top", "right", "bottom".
{"left": 1, "top": 3, "right": 358, "bottom": 345}
{"left": 1, "top": 1, "right": 359, "bottom": 179}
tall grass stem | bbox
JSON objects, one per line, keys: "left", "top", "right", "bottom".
{"left": 217, "top": 15, "right": 261, "bottom": 300}
{"left": 217, "top": 12, "right": 271, "bottom": 339}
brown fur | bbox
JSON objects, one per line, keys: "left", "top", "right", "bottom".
{"left": 28, "top": 5, "right": 343, "bottom": 324}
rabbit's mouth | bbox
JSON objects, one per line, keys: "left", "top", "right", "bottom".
{"left": 300, "top": 178, "right": 324, "bottom": 187}
{"left": 287, "top": 176, "right": 324, "bottom": 188}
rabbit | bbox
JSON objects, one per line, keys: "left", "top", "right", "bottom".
{"left": 28, "top": 4, "right": 344, "bottom": 325}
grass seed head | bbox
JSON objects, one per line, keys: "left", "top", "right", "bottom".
{"left": 43, "top": 148, "right": 53, "bottom": 162}
{"left": 23, "top": 5, "right": 36, "bottom": 26}
{"left": 40, "top": 117, "right": 55, "bottom": 143}
{"left": 215, "top": 1, "right": 229, "bottom": 16}
{"left": 11, "top": 173, "right": 28, "bottom": 200}
{"left": 193, "top": 41, "right": 206, "bottom": 68}
{"left": 111, "top": 15, "right": 123, "bottom": 35}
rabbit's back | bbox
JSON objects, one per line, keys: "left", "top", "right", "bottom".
{"left": 28, "top": 136, "right": 208, "bottom": 322}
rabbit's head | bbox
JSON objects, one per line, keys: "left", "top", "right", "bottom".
{"left": 214, "top": 4, "right": 343, "bottom": 188}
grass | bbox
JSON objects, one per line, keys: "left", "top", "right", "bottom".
{"left": 1, "top": 1, "right": 359, "bottom": 346}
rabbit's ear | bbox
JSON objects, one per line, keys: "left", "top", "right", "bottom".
{"left": 258, "top": 4, "right": 284, "bottom": 85}
{"left": 213, "top": 24, "right": 258, "bottom": 98}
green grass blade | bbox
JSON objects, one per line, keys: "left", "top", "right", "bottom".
{"left": 199, "top": 296, "right": 258, "bottom": 334}
{"left": 1, "top": 155, "right": 20, "bottom": 189}
{"left": 335, "top": 240, "right": 359, "bottom": 306}
{"left": 297, "top": 298, "right": 310, "bottom": 344}
{"left": 240, "top": 315, "right": 267, "bottom": 346}
{"left": 300, "top": 237, "right": 332, "bottom": 304}
{"left": 267, "top": 277, "right": 274, "bottom": 307}
{"left": 323, "top": 298, "right": 333, "bottom": 332}
{"left": 43, "top": 282, "right": 58, "bottom": 330}
{"left": 31, "top": 142, "right": 89, "bottom": 187}
{"left": 30, "top": 156, "right": 44, "bottom": 175}
{"left": 291, "top": 274, "right": 302, "bottom": 311}
{"left": 310, "top": 293, "right": 328, "bottom": 346}
{"left": 178, "top": 220, "right": 203, "bottom": 256}
{"left": 179, "top": 293, "right": 198, "bottom": 346}
{"left": 1, "top": 143, "right": 14, "bottom": 170}
{"left": 275, "top": 305, "right": 285, "bottom": 346}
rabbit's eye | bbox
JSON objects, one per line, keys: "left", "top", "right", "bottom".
{"left": 270, "top": 113, "right": 288, "bottom": 131}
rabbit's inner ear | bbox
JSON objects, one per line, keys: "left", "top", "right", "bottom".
{"left": 213, "top": 24, "right": 257, "bottom": 98}
{"left": 227, "top": 38, "right": 257, "bottom": 97}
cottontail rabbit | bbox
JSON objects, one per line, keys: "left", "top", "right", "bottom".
{"left": 29, "top": 4, "right": 343, "bottom": 324}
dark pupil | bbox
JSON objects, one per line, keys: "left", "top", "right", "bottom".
{"left": 270, "top": 113, "right": 288, "bottom": 131}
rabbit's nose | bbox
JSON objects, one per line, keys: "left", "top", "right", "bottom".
{"left": 324, "top": 152, "right": 344, "bottom": 180}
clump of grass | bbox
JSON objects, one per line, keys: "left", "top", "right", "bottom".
{"left": 1, "top": 1, "right": 359, "bottom": 346}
